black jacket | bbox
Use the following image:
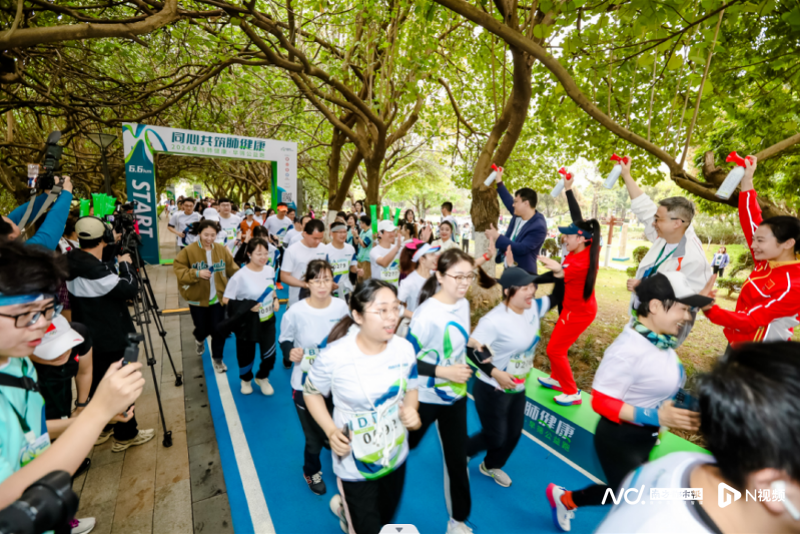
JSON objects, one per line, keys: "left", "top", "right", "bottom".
{"left": 66, "top": 249, "right": 138, "bottom": 352}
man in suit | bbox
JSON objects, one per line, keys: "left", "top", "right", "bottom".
{"left": 485, "top": 168, "right": 547, "bottom": 274}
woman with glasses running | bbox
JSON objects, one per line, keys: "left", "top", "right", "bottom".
{"left": 280, "top": 260, "right": 349, "bottom": 496}
{"left": 304, "top": 279, "right": 420, "bottom": 534}
{"left": 406, "top": 248, "right": 494, "bottom": 534}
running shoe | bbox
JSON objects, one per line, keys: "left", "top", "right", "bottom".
{"left": 111, "top": 428, "right": 155, "bottom": 453}
{"left": 241, "top": 380, "right": 253, "bottom": 395}
{"left": 479, "top": 462, "right": 512, "bottom": 487}
{"left": 329, "top": 494, "right": 348, "bottom": 533}
{"left": 554, "top": 390, "right": 582, "bottom": 406}
{"left": 446, "top": 519, "right": 473, "bottom": 534}
{"left": 546, "top": 483, "right": 574, "bottom": 532}
{"left": 94, "top": 429, "right": 113, "bottom": 446}
{"left": 538, "top": 376, "right": 563, "bottom": 391}
{"left": 304, "top": 471, "right": 327, "bottom": 495}
{"left": 255, "top": 378, "right": 274, "bottom": 396}
{"left": 212, "top": 359, "right": 227, "bottom": 374}
{"left": 195, "top": 339, "right": 205, "bottom": 355}
{"left": 70, "top": 517, "right": 96, "bottom": 534}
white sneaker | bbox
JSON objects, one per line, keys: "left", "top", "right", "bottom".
{"left": 212, "top": 359, "right": 227, "bottom": 374}
{"left": 538, "top": 376, "right": 563, "bottom": 391}
{"left": 70, "top": 517, "right": 96, "bottom": 534}
{"left": 329, "top": 494, "right": 347, "bottom": 533}
{"left": 241, "top": 380, "right": 253, "bottom": 395}
{"left": 479, "top": 462, "right": 512, "bottom": 487}
{"left": 446, "top": 519, "right": 473, "bottom": 534}
{"left": 195, "top": 339, "right": 205, "bottom": 355}
{"left": 554, "top": 390, "right": 583, "bottom": 406}
{"left": 546, "top": 483, "right": 574, "bottom": 532}
{"left": 255, "top": 378, "right": 274, "bottom": 396}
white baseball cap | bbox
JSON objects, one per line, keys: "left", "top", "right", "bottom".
{"left": 203, "top": 208, "right": 221, "bottom": 222}
{"left": 378, "top": 220, "right": 397, "bottom": 233}
{"left": 33, "top": 316, "right": 84, "bottom": 361}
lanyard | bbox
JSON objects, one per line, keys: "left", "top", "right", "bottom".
{"left": 511, "top": 218, "right": 524, "bottom": 241}
{"left": 645, "top": 244, "right": 676, "bottom": 278}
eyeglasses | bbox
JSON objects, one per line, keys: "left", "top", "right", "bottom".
{"left": 364, "top": 304, "right": 404, "bottom": 320}
{"left": 0, "top": 303, "right": 63, "bottom": 328}
{"left": 445, "top": 273, "right": 477, "bottom": 284}
{"left": 307, "top": 278, "right": 333, "bottom": 286}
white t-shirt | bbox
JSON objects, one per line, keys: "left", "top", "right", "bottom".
{"left": 408, "top": 297, "right": 471, "bottom": 405}
{"left": 282, "top": 241, "right": 328, "bottom": 306}
{"left": 287, "top": 232, "right": 304, "bottom": 247}
{"left": 169, "top": 211, "right": 201, "bottom": 247}
{"left": 323, "top": 242, "right": 358, "bottom": 300}
{"left": 279, "top": 298, "right": 350, "bottom": 391}
{"left": 223, "top": 264, "right": 277, "bottom": 322}
{"left": 369, "top": 243, "right": 400, "bottom": 286}
{"left": 217, "top": 214, "right": 242, "bottom": 250}
{"left": 592, "top": 324, "right": 684, "bottom": 409}
{"left": 265, "top": 214, "right": 293, "bottom": 241}
{"left": 306, "top": 334, "right": 418, "bottom": 482}
{"left": 596, "top": 452, "right": 718, "bottom": 533}
{"left": 471, "top": 296, "right": 552, "bottom": 393}
{"left": 283, "top": 227, "right": 300, "bottom": 246}
{"left": 397, "top": 271, "right": 428, "bottom": 313}
{"left": 254, "top": 216, "right": 264, "bottom": 225}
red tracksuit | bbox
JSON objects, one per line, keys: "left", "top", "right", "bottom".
{"left": 704, "top": 190, "right": 800, "bottom": 344}
{"left": 546, "top": 246, "right": 597, "bottom": 395}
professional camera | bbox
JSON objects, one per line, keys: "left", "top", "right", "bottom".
{"left": 0, "top": 471, "right": 78, "bottom": 534}
{"left": 28, "top": 132, "right": 64, "bottom": 191}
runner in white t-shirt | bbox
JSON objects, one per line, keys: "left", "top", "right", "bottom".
{"left": 222, "top": 237, "right": 280, "bottom": 396}
{"left": 303, "top": 280, "right": 420, "bottom": 534}
{"left": 279, "top": 260, "right": 349, "bottom": 496}
{"left": 406, "top": 248, "right": 489, "bottom": 534}
{"left": 369, "top": 220, "right": 403, "bottom": 286}
{"left": 397, "top": 241, "right": 440, "bottom": 316}
{"left": 168, "top": 198, "right": 202, "bottom": 249}
{"left": 596, "top": 341, "right": 800, "bottom": 534}
{"left": 323, "top": 222, "right": 362, "bottom": 302}
{"left": 265, "top": 204, "right": 293, "bottom": 242}
{"left": 546, "top": 272, "right": 708, "bottom": 532}
{"left": 467, "top": 264, "right": 564, "bottom": 488}
{"left": 215, "top": 198, "right": 242, "bottom": 251}
{"left": 280, "top": 219, "right": 328, "bottom": 308}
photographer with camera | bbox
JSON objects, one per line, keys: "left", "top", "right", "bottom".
{"left": 0, "top": 176, "right": 74, "bottom": 251}
{"left": 65, "top": 217, "right": 154, "bottom": 452}
{"left": 0, "top": 241, "right": 144, "bottom": 512}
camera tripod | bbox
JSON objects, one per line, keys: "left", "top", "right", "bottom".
{"left": 124, "top": 231, "right": 182, "bottom": 447}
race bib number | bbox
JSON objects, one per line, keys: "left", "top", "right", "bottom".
{"left": 19, "top": 431, "right": 51, "bottom": 468}
{"left": 258, "top": 294, "right": 274, "bottom": 322}
{"left": 380, "top": 263, "right": 400, "bottom": 284}
{"left": 349, "top": 403, "right": 403, "bottom": 465}
{"left": 507, "top": 349, "right": 534, "bottom": 392}
{"left": 300, "top": 348, "right": 318, "bottom": 373}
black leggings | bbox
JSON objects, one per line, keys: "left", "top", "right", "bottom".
{"left": 189, "top": 303, "right": 228, "bottom": 362}
{"left": 340, "top": 462, "right": 406, "bottom": 534}
{"left": 466, "top": 379, "right": 527, "bottom": 469}
{"left": 571, "top": 417, "right": 659, "bottom": 507}
{"left": 408, "top": 398, "right": 470, "bottom": 522}
{"left": 292, "top": 390, "right": 332, "bottom": 476}
{"left": 235, "top": 317, "right": 276, "bottom": 381}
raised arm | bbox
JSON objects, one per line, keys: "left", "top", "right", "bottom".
{"left": 737, "top": 156, "right": 760, "bottom": 248}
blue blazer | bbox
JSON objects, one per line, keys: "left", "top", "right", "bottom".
{"left": 494, "top": 183, "right": 547, "bottom": 274}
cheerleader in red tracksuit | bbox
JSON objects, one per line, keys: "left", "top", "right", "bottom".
{"left": 538, "top": 178, "right": 602, "bottom": 406}
{"left": 702, "top": 156, "right": 800, "bottom": 344}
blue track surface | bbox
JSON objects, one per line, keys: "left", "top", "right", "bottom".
{"left": 200, "top": 299, "right": 610, "bottom": 534}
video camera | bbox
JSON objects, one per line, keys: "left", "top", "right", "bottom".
{"left": 0, "top": 471, "right": 78, "bottom": 534}
{"left": 27, "top": 132, "right": 63, "bottom": 191}
{"left": 111, "top": 200, "right": 141, "bottom": 258}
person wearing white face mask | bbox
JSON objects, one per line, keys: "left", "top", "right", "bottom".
{"left": 466, "top": 263, "right": 564, "bottom": 489}
{"left": 546, "top": 272, "right": 707, "bottom": 532}
{"left": 280, "top": 260, "right": 349, "bottom": 496}
{"left": 222, "top": 238, "right": 280, "bottom": 396}
{"left": 303, "top": 279, "right": 420, "bottom": 534}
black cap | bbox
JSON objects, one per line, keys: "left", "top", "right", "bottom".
{"left": 636, "top": 272, "right": 713, "bottom": 309}
{"left": 498, "top": 267, "right": 537, "bottom": 289}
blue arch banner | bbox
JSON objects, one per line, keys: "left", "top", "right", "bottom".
{"left": 123, "top": 122, "right": 297, "bottom": 264}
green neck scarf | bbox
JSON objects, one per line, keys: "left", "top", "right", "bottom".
{"left": 631, "top": 313, "right": 678, "bottom": 350}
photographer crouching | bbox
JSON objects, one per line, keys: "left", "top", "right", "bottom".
{"left": 0, "top": 241, "right": 144, "bottom": 512}
{"left": 65, "top": 217, "right": 154, "bottom": 452}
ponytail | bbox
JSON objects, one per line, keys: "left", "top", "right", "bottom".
{"left": 575, "top": 219, "right": 601, "bottom": 300}
{"left": 328, "top": 279, "right": 398, "bottom": 344}
{"left": 418, "top": 248, "right": 498, "bottom": 307}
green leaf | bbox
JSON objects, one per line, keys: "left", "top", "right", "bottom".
{"left": 637, "top": 52, "right": 654, "bottom": 67}
{"left": 702, "top": 77, "right": 714, "bottom": 96}
{"left": 533, "top": 24, "right": 544, "bottom": 39}
{"left": 667, "top": 54, "right": 683, "bottom": 70}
